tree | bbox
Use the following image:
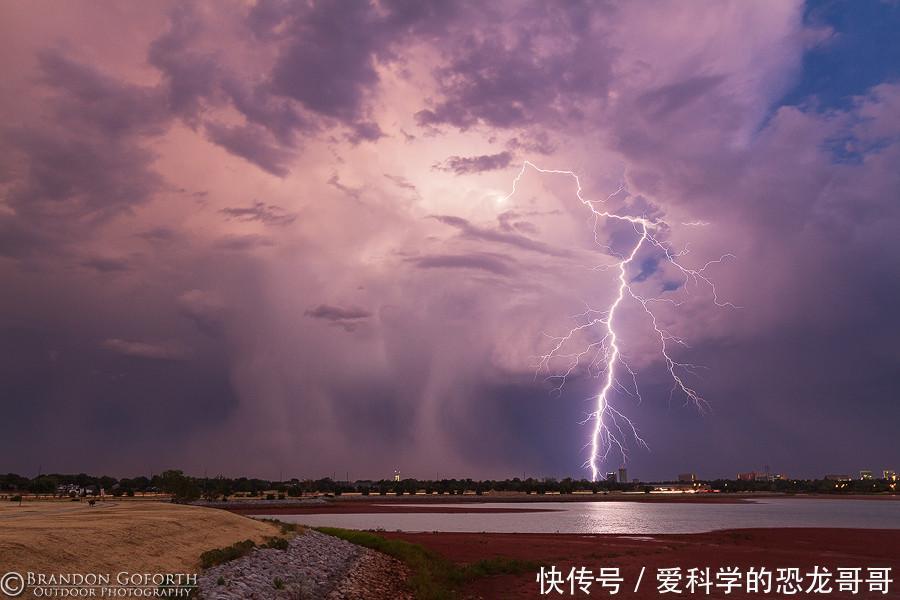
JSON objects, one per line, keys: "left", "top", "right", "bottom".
{"left": 28, "top": 476, "right": 57, "bottom": 495}
{"left": 203, "top": 476, "right": 232, "bottom": 502}
{"left": 98, "top": 476, "right": 117, "bottom": 492}
{"left": 1, "top": 473, "right": 30, "bottom": 491}
{"left": 160, "top": 470, "right": 201, "bottom": 502}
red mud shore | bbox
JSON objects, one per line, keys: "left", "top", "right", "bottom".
{"left": 384, "top": 528, "right": 900, "bottom": 599}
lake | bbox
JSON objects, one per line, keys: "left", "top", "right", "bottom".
{"left": 259, "top": 498, "right": 900, "bottom": 534}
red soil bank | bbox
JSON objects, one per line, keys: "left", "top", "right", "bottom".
{"left": 383, "top": 529, "right": 900, "bottom": 599}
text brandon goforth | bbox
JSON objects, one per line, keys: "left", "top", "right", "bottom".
{"left": 0, "top": 571, "right": 197, "bottom": 598}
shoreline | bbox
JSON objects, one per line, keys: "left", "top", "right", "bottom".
{"left": 3, "top": 501, "right": 897, "bottom": 598}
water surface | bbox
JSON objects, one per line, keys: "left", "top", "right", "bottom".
{"left": 260, "top": 498, "right": 900, "bottom": 534}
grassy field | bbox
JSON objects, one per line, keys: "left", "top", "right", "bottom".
{"left": 0, "top": 499, "right": 280, "bottom": 576}
{"left": 317, "top": 527, "right": 538, "bottom": 600}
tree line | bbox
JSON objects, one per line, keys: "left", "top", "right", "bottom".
{"left": 2, "top": 471, "right": 896, "bottom": 502}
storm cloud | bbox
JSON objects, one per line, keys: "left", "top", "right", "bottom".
{"left": 434, "top": 151, "right": 513, "bottom": 175}
{"left": 1, "top": 0, "right": 898, "bottom": 482}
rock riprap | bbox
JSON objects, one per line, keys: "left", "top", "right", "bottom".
{"left": 197, "top": 529, "right": 411, "bottom": 599}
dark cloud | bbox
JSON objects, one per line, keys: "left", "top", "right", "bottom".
{"left": 268, "top": 2, "right": 384, "bottom": 122}
{"left": 147, "top": 4, "right": 220, "bottom": 122}
{"left": 328, "top": 378, "right": 417, "bottom": 446}
{"left": 430, "top": 214, "right": 568, "bottom": 257}
{"left": 383, "top": 174, "right": 418, "bottom": 192}
{"left": 220, "top": 201, "right": 296, "bottom": 226}
{"left": 416, "top": 4, "right": 615, "bottom": 129}
{"left": 305, "top": 305, "right": 373, "bottom": 321}
{"left": 407, "top": 252, "right": 516, "bottom": 276}
{"left": 506, "top": 132, "right": 556, "bottom": 155}
{"left": 152, "top": 6, "right": 309, "bottom": 157}
{"left": 148, "top": 3, "right": 387, "bottom": 171}
{"left": 434, "top": 151, "right": 513, "bottom": 174}
{"left": 6, "top": 128, "right": 163, "bottom": 222}
{"left": 204, "top": 122, "right": 294, "bottom": 177}
{"left": 37, "top": 50, "right": 169, "bottom": 137}
{"left": 346, "top": 121, "right": 384, "bottom": 143}
{"left": 636, "top": 75, "right": 726, "bottom": 119}
{"left": 497, "top": 210, "right": 540, "bottom": 235}
{"left": 137, "top": 227, "right": 178, "bottom": 242}
{"left": 441, "top": 376, "right": 588, "bottom": 475}
{"left": 218, "top": 78, "right": 313, "bottom": 147}
{"left": 178, "top": 290, "right": 227, "bottom": 338}
{"left": 267, "top": 0, "right": 461, "bottom": 123}
{"left": 246, "top": 0, "right": 294, "bottom": 39}
{"left": 80, "top": 257, "right": 132, "bottom": 273}
{"left": 305, "top": 304, "right": 373, "bottom": 333}
{"left": 140, "top": 1, "right": 473, "bottom": 173}
{"left": 0, "top": 326, "right": 238, "bottom": 471}
{"left": 327, "top": 174, "right": 362, "bottom": 199}
{"left": 213, "top": 234, "right": 274, "bottom": 251}
{"left": 1, "top": 51, "right": 167, "bottom": 260}
{"left": 0, "top": 216, "right": 56, "bottom": 260}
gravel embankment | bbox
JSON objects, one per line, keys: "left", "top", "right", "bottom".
{"left": 197, "top": 529, "right": 411, "bottom": 599}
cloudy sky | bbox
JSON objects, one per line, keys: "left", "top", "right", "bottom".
{"left": 1, "top": 0, "right": 898, "bottom": 481}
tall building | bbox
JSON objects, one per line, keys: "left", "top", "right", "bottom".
{"left": 883, "top": 470, "right": 896, "bottom": 481}
{"left": 617, "top": 467, "right": 627, "bottom": 484}
{"left": 678, "top": 473, "right": 697, "bottom": 483}
{"left": 393, "top": 470, "right": 401, "bottom": 482}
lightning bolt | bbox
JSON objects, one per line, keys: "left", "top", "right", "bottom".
{"left": 504, "top": 161, "right": 734, "bottom": 481}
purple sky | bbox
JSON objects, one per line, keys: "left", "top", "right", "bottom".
{"left": 1, "top": 1, "right": 898, "bottom": 481}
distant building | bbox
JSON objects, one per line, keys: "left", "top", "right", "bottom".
{"left": 617, "top": 468, "right": 628, "bottom": 484}
{"left": 859, "top": 470, "right": 873, "bottom": 480}
{"left": 654, "top": 482, "right": 711, "bottom": 493}
{"left": 883, "top": 470, "right": 896, "bottom": 481}
{"left": 824, "top": 474, "right": 852, "bottom": 481}
{"left": 678, "top": 473, "right": 697, "bottom": 483}
{"left": 393, "top": 470, "right": 401, "bottom": 482}
{"left": 56, "top": 484, "right": 86, "bottom": 496}
{"left": 737, "top": 471, "right": 781, "bottom": 482}
{"left": 605, "top": 472, "right": 616, "bottom": 482}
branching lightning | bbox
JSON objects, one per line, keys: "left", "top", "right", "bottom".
{"left": 503, "top": 161, "right": 734, "bottom": 481}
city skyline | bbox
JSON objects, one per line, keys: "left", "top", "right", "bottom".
{"left": 5, "top": 466, "right": 898, "bottom": 489}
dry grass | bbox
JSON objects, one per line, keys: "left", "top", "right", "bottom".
{"left": 0, "top": 499, "right": 280, "bottom": 576}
